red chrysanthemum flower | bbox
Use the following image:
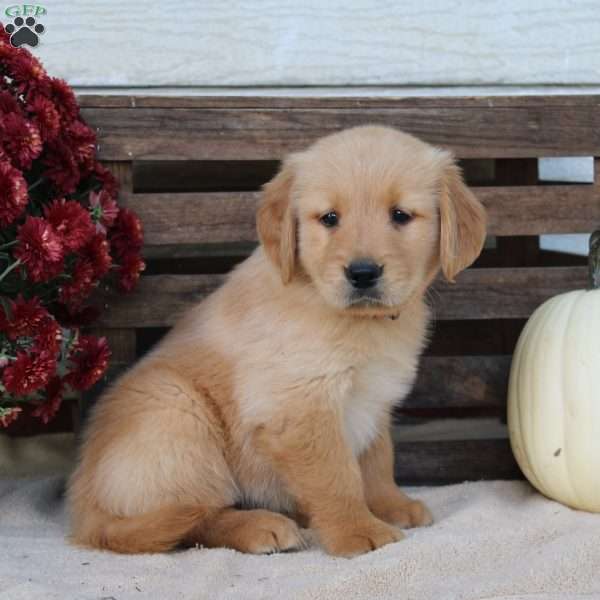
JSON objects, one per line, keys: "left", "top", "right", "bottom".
{"left": 65, "top": 335, "right": 110, "bottom": 391}
{"left": 49, "top": 77, "right": 79, "bottom": 120}
{"left": 0, "top": 159, "right": 28, "bottom": 226}
{"left": 27, "top": 93, "right": 60, "bottom": 142}
{"left": 14, "top": 216, "right": 64, "bottom": 282}
{"left": 110, "top": 208, "right": 144, "bottom": 258}
{"left": 0, "top": 295, "right": 61, "bottom": 355}
{"left": 0, "top": 44, "right": 11, "bottom": 65}
{"left": 0, "top": 90, "right": 20, "bottom": 114}
{"left": 0, "top": 295, "right": 48, "bottom": 339}
{"left": 31, "top": 377, "right": 63, "bottom": 424}
{"left": 89, "top": 189, "right": 119, "bottom": 233}
{"left": 117, "top": 251, "right": 145, "bottom": 292}
{"left": 0, "top": 406, "right": 22, "bottom": 428}
{"left": 33, "top": 316, "right": 62, "bottom": 354}
{"left": 42, "top": 139, "right": 81, "bottom": 194}
{"left": 3, "top": 349, "right": 56, "bottom": 394}
{"left": 0, "top": 112, "right": 42, "bottom": 169}
{"left": 44, "top": 198, "right": 95, "bottom": 253}
{"left": 66, "top": 121, "right": 96, "bottom": 164}
{"left": 82, "top": 233, "right": 112, "bottom": 278}
{"left": 6, "top": 52, "right": 50, "bottom": 95}
{"left": 58, "top": 258, "right": 96, "bottom": 308}
{"left": 91, "top": 163, "right": 119, "bottom": 198}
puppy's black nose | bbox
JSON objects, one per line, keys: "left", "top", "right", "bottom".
{"left": 345, "top": 260, "right": 383, "bottom": 289}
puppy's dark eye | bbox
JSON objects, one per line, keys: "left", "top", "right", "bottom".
{"left": 391, "top": 208, "right": 413, "bottom": 225}
{"left": 320, "top": 211, "right": 339, "bottom": 228}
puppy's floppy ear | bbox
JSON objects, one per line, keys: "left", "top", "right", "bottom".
{"left": 257, "top": 159, "right": 297, "bottom": 284}
{"left": 439, "top": 160, "right": 487, "bottom": 283}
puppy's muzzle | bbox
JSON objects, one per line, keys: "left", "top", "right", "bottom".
{"left": 344, "top": 260, "right": 383, "bottom": 290}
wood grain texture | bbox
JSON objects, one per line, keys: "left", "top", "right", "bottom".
{"left": 104, "top": 161, "right": 133, "bottom": 194}
{"left": 394, "top": 438, "right": 522, "bottom": 484}
{"left": 34, "top": 2, "right": 600, "bottom": 87}
{"left": 83, "top": 104, "right": 600, "bottom": 160}
{"left": 92, "top": 267, "right": 588, "bottom": 328}
{"left": 78, "top": 95, "right": 600, "bottom": 109}
{"left": 405, "top": 355, "right": 511, "bottom": 410}
{"left": 94, "top": 275, "right": 222, "bottom": 328}
{"left": 122, "top": 193, "right": 258, "bottom": 245}
{"left": 122, "top": 184, "right": 599, "bottom": 247}
{"left": 431, "top": 266, "right": 587, "bottom": 320}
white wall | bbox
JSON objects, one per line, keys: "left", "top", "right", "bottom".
{"left": 20, "top": 0, "right": 600, "bottom": 87}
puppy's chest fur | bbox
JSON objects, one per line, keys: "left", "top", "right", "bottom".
{"left": 328, "top": 321, "right": 423, "bottom": 456}
{"left": 343, "top": 358, "right": 413, "bottom": 456}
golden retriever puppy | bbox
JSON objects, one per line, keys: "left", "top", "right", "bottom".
{"left": 68, "top": 125, "right": 486, "bottom": 557}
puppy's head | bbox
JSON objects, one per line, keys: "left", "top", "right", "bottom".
{"left": 257, "top": 126, "right": 486, "bottom": 317}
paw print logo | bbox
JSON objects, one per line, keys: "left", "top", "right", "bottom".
{"left": 4, "top": 16, "right": 45, "bottom": 48}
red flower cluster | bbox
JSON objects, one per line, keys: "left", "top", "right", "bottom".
{"left": 0, "top": 159, "right": 27, "bottom": 226}
{"left": 0, "top": 27, "right": 144, "bottom": 427}
{"left": 110, "top": 208, "right": 145, "bottom": 291}
{"left": 14, "top": 216, "right": 64, "bottom": 282}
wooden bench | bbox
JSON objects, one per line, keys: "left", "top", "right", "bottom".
{"left": 79, "top": 94, "right": 598, "bottom": 485}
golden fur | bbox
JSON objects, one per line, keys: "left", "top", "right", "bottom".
{"left": 68, "top": 126, "right": 486, "bottom": 557}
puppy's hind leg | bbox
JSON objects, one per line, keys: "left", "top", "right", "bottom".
{"left": 68, "top": 363, "right": 239, "bottom": 553}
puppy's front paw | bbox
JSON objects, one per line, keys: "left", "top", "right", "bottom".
{"left": 374, "top": 498, "right": 433, "bottom": 529}
{"left": 319, "top": 517, "right": 404, "bottom": 557}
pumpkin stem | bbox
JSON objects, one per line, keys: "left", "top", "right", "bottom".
{"left": 590, "top": 230, "right": 600, "bottom": 290}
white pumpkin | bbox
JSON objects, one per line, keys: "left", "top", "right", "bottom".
{"left": 507, "top": 231, "right": 600, "bottom": 512}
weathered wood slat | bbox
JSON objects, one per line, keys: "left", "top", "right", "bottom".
{"left": 78, "top": 94, "right": 600, "bottom": 110}
{"left": 433, "top": 266, "right": 586, "bottom": 320}
{"left": 122, "top": 192, "right": 258, "bottom": 245}
{"left": 394, "top": 438, "right": 522, "bottom": 484}
{"left": 405, "top": 355, "right": 511, "bottom": 410}
{"left": 122, "top": 184, "right": 599, "bottom": 247}
{"left": 84, "top": 106, "right": 600, "bottom": 160}
{"left": 93, "top": 267, "right": 587, "bottom": 328}
{"left": 471, "top": 184, "right": 596, "bottom": 237}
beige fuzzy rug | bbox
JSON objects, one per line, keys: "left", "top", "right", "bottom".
{"left": 1, "top": 472, "right": 600, "bottom": 600}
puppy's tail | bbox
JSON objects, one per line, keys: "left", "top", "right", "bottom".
{"left": 70, "top": 503, "right": 211, "bottom": 554}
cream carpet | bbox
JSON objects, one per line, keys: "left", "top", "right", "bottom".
{"left": 1, "top": 473, "right": 599, "bottom": 600}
